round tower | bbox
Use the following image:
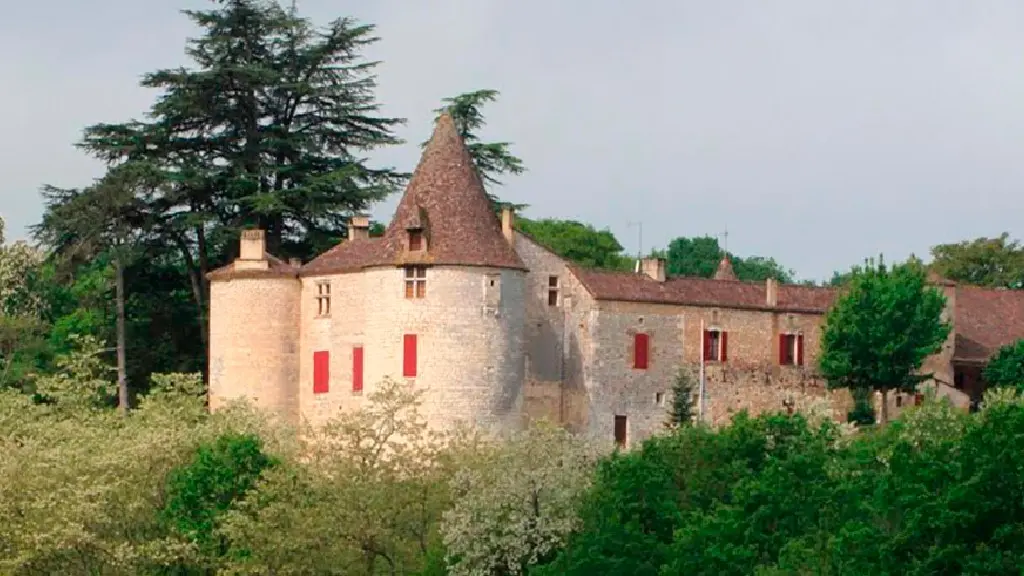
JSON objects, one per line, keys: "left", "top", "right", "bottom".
{"left": 357, "top": 113, "right": 530, "bottom": 434}
{"left": 208, "top": 230, "right": 301, "bottom": 425}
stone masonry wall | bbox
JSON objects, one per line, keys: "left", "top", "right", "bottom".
{"left": 514, "top": 233, "right": 598, "bottom": 432}
{"left": 298, "top": 271, "right": 368, "bottom": 429}
{"left": 209, "top": 277, "right": 301, "bottom": 426}
{"left": 353, "top": 265, "right": 527, "bottom": 435}
{"left": 586, "top": 300, "right": 853, "bottom": 446}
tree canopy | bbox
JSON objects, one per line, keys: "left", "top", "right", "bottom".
{"left": 984, "top": 339, "right": 1024, "bottom": 392}
{"left": 818, "top": 257, "right": 950, "bottom": 422}
{"left": 930, "top": 233, "right": 1024, "bottom": 289}
{"left": 517, "top": 218, "right": 633, "bottom": 271}
{"left": 663, "top": 236, "right": 795, "bottom": 283}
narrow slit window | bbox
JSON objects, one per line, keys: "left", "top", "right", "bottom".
{"left": 548, "top": 276, "right": 559, "bottom": 307}
{"left": 408, "top": 230, "right": 423, "bottom": 251}
{"left": 404, "top": 266, "right": 427, "bottom": 299}
{"left": 316, "top": 281, "right": 331, "bottom": 317}
{"left": 614, "top": 415, "right": 627, "bottom": 448}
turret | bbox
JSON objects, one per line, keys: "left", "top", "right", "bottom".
{"left": 207, "top": 229, "right": 301, "bottom": 424}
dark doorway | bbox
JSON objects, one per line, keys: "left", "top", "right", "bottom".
{"left": 614, "top": 415, "right": 627, "bottom": 448}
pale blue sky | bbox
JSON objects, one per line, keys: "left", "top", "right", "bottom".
{"left": 2, "top": 1, "right": 1023, "bottom": 281}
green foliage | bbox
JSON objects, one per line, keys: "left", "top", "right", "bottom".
{"left": 846, "top": 387, "right": 876, "bottom": 426}
{"left": 442, "top": 422, "right": 601, "bottom": 576}
{"left": 930, "top": 232, "right": 1024, "bottom": 289}
{"left": 984, "top": 339, "right": 1024, "bottom": 392}
{"left": 517, "top": 218, "right": 633, "bottom": 271}
{"left": 666, "top": 368, "right": 696, "bottom": 428}
{"left": 431, "top": 89, "right": 527, "bottom": 211}
{"left": 818, "top": 257, "right": 950, "bottom": 422}
{"left": 161, "top": 433, "right": 276, "bottom": 562}
{"left": 664, "top": 236, "right": 794, "bottom": 282}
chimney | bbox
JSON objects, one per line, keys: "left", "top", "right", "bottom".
{"left": 501, "top": 206, "right": 515, "bottom": 247}
{"left": 239, "top": 229, "right": 266, "bottom": 261}
{"left": 288, "top": 257, "right": 302, "bottom": 267}
{"left": 766, "top": 277, "right": 778, "bottom": 307}
{"left": 641, "top": 258, "right": 666, "bottom": 282}
{"left": 236, "top": 229, "right": 270, "bottom": 271}
{"left": 349, "top": 215, "right": 370, "bottom": 241}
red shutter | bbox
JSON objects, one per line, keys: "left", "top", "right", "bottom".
{"left": 403, "top": 334, "right": 417, "bottom": 377}
{"left": 634, "top": 333, "right": 649, "bottom": 369}
{"left": 313, "top": 351, "right": 329, "bottom": 394}
{"left": 796, "top": 335, "right": 805, "bottom": 366}
{"left": 778, "top": 334, "right": 787, "bottom": 365}
{"left": 720, "top": 331, "right": 728, "bottom": 362}
{"left": 703, "top": 330, "right": 711, "bottom": 361}
{"left": 352, "top": 346, "right": 364, "bottom": 392}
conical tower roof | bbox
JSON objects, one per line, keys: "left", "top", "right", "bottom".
{"left": 714, "top": 255, "right": 738, "bottom": 281}
{"left": 367, "top": 113, "right": 525, "bottom": 270}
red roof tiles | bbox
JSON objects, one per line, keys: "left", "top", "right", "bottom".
{"left": 953, "top": 286, "right": 1024, "bottom": 362}
{"left": 362, "top": 113, "right": 524, "bottom": 270}
{"left": 207, "top": 254, "right": 299, "bottom": 281}
{"left": 301, "top": 236, "right": 384, "bottom": 275}
{"left": 572, "top": 268, "right": 837, "bottom": 313}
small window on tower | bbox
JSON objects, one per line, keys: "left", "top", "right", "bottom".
{"left": 548, "top": 276, "right": 559, "bottom": 307}
{"left": 404, "top": 266, "right": 427, "bottom": 299}
{"left": 408, "top": 230, "right": 423, "bottom": 251}
{"left": 315, "top": 281, "right": 331, "bottom": 317}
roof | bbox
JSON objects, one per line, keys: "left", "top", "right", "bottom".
{"left": 953, "top": 286, "right": 1024, "bottom": 362}
{"left": 207, "top": 254, "right": 299, "bottom": 281}
{"left": 360, "top": 112, "right": 525, "bottom": 270}
{"left": 572, "top": 268, "right": 837, "bottom": 313}
{"left": 301, "top": 236, "right": 383, "bottom": 275}
{"left": 714, "top": 256, "right": 738, "bottom": 281}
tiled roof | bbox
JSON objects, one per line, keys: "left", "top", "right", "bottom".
{"left": 363, "top": 113, "right": 525, "bottom": 270}
{"left": 301, "top": 237, "right": 383, "bottom": 275}
{"left": 714, "top": 257, "right": 738, "bottom": 281}
{"left": 953, "top": 286, "right": 1024, "bottom": 362}
{"left": 572, "top": 268, "right": 837, "bottom": 313}
{"left": 207, "top": 254, "right": 299, "bottom": 281}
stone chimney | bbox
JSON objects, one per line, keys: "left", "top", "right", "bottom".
{"left": 501, "top": 206, "right": 515, "bottom": 247}
{"left": 236, "top": 229, "right": 269, "bottom": 271}
{"left": 766, "top": 277, "right": 778, "bottom": 307}
{"left": 349, "top": 215, "right": 370, "bottom": 241}
{"left": 288, "top": 257, "right": 302, "bottom": 268}
{"left": 641, "top": 257, "right": 666, "bottom": 282}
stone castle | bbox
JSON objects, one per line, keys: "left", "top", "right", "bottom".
{"left": 207, "top": 113, "right": 1024, "bottom": 447}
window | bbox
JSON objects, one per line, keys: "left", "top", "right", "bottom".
{"left": 703, "top": 329, "right": 727, "bottom": 362}
{"left": 408, "top": 230, "right": 423, "bottom": 251}
{"left": 316, "top": 282, "right": 331, "bottom": 317}
{"left": 614, "top": 415, "right": 628, "bottom": 448}
{"left": 404, "top": 266, "right": 426, "bottom": 299}
{"left": 655, "top": 392, "right": 665, "bottom": 406}
{"left": 633, "top": 333, "right": 649, "bottom": 369}
{"left": 548, "top": 276, "right": 559, "bottom": 307}
{"left": 779, "top": 333, "right": 804, "bottom": 366}
{"left": 895, "top": 395, "right": 903, "bottom": 408}
{"left": 313, "top": 351, "right": 329, "bottom": 394}
{"left": 403, "top": 334, "right": 417, "bottom": 377}
{"left": 352, "top": 346, "right": 364, "bottom": 393}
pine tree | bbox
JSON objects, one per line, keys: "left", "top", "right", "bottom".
{"left": 666, "top": 368, "right": 696, "bottom": 428}
{"left": 428, "top": 89, "right": 527, "bottom": 210}
{"left": 81, "top": 0, "right": 406, "bottom": 261}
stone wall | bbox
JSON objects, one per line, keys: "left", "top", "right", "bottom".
{"left": 349, "top": 265, "right": 527, "bottom": 434}
{"left": 583, "top": 299, "right": 853, "bottom": 445}
{"left": 515, "top": 233, "right": 595, "bottom": 432}
{"left": 209, "top": 276, "right": 301, "bottom": 425}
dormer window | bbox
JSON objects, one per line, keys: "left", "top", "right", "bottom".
{"left": 404, "top": 266, "right": 426, "bottom": 298}
{"left": 408, "top": 230, "right": 423, "bottom": 251}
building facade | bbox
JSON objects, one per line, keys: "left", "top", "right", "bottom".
{"left": 208, "top": 113, "right": 1024, "bottom": 447}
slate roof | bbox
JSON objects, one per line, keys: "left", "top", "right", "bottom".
{"left": 301, "top": 236, "right": 383, "bottom": 275}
